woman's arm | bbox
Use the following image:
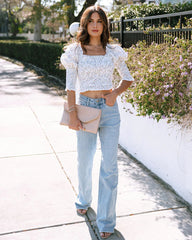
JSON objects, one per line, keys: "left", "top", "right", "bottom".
{"left": 67, "top": 90, "right": 83, "bottom": 130}
{"left": 103, "top": 80, "right": 133, "bottom": 106}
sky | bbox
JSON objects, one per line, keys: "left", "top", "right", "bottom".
{"left": 76, "top": 0, "right": 113, "bottom": 13}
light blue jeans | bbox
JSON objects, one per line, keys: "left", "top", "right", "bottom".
{"left": 75, "top": 94, "right": 120, "bottom": 233}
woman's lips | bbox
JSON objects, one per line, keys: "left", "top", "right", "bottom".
{"left": 92, "top": 30, "right": 99, "bottom": 32}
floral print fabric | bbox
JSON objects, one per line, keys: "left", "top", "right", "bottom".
{"left": 60, "top": 43, "right": 134, "bottom": 92}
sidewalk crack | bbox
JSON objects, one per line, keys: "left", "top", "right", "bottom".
{"left": 0, "top": 220, "right": 89, "bottom": 237}
{"left": 29, "top": 105, "right": 77, "bottom": 196}
{"left": 117, "top": 206, "right": 187, "bottom": 219}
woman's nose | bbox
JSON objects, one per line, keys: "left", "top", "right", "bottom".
{"left": 93, "top": 22, "right": 97, "bottom": 27}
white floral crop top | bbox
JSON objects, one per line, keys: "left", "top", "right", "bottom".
{"left": 60, "top": 43, "right": 134, "bottom": 92}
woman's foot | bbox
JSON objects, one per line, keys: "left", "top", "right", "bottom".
{"left": 100, "top": 232, "right": 112, "bottom": 239}
{"left": 77, "top": 209, "right": 87, "bottom": 215}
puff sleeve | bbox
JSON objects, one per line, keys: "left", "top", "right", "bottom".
{"left": 111, "top": 45, "right": 134, "bottom": 82}
{"left": 60, "top": 43, "right": 79, "bottom": 91}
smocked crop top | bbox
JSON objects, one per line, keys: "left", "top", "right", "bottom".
{"left": 60, "top": 43, "right": 134, "bottom": 93}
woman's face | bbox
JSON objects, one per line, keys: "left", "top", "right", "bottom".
{"left": 87, "top": 12, "right": 103, "bottom": 38}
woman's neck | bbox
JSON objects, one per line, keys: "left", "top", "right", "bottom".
{"left": 88, "top": 37, "right": 102, "bottom": 47}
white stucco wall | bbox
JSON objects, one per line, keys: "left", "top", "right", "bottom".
{"left": 0, "top": 33, "right": 63, "bottom": 41}
{"left": 118, "top": 98, "right": 192, "bottom": 205}
{"left": 17, "top": 33, "right": 62, "bottom": 41}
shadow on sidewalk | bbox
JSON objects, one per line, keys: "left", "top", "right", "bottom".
{"left": 0, "top": 57, "right": 66, "bottom": 97}
{"left": 117, "top": 148, "right": 192, "bottom": 239}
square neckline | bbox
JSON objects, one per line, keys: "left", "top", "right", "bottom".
{"left": 79, "top": 44, "right": 108, "bottom": 57}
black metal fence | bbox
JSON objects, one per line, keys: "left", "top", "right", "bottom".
{"left": 110, "top": 10, "right": 192, "bottom": 48}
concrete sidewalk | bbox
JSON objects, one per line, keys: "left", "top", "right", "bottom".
{"left": 0, "top": 57, "right": 192, "bottom": 240}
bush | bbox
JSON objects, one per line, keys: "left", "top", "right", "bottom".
{"left": 109, "top": 2, "right": 192, "bottom": 30}
{"left": 121, "top": 38, "right": 192, "bottom": 127}
{"left": 109, "top": 2, "right": 192, "bottom": 34}
{"left": 0, "top": 40, "right": 66, "bottom": 80}
{"left": 109, "top": 2, "right": 192, "bottom": 20}
{"left": 0, "top": 36, "right": 27, "bottom": 40}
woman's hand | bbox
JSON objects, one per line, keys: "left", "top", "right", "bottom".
{"left": 69, "top": 111, "right": 83, "bottom": 131}
{"left": 102, "top": 80, "right": 133, "bottom": 106}
{"left": 102, "top": 90, "right": 118, "bottom": 106}
{"left": 67, "top": 90, "right": 83, "bottom": 131}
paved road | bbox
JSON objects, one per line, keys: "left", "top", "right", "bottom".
{"left": 0, "top": 57, "right": 192, "bottom": 240}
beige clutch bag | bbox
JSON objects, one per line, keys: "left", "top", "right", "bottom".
{"left": 60, "top": 102, "right": 102, "bottom": 134}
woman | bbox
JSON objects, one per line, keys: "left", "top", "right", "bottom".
{"left": 61, "top": 5, "right": 134, "bottom": 239}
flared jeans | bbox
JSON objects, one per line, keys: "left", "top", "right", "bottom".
{"left": 75, "top": 94, "right": 120, "bottom": 233}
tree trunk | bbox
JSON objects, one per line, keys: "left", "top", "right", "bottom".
{"left": 65, "top": 0, "right": 97, "bottom": 26}
{"left": 64, "top": 0, "right": 76, "bottom": 26}
{"left": 33, "top": 0, "right": 41, "bottom": 41}
{"left": 4, "top": 0, "right": 9, "bottom": 37}
{"left": 34, "top": 19, "right": 41, "bottom": 41}
{"left": 74, "top": 0, "right": 97, "bottom": 24}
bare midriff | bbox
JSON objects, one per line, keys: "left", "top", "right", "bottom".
{"left": 80, "top": 89, "right": 112, "bottom": 99}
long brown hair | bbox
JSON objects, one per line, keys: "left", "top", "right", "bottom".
{"left": 77, "top": 6, "right": 110, "bottom": 52}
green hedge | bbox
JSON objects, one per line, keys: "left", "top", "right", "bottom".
{"left": 0, "top": 40, "right": 66, "bottom": 80}
{"left": 0, "top": 36, "right": 27, "bottom": 40}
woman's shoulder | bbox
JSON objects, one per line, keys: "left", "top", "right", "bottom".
{"left": 106, "top": 43, "right": 127, "bottom": 60}
{"left": 107, "top": 43, "right": 124, "bottom": 49}
{"left": 64, "top": 42, "right": 81, "bottom": 53}
{"left": 61, "top": 42, "right": 81, "bottom": 67}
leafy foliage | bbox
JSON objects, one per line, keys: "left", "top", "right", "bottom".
{"left": 108, "top": 2, "right": 192, "bottom": 21}
{"left": 121, "top": 38, "right": 192, "bottom": 126}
